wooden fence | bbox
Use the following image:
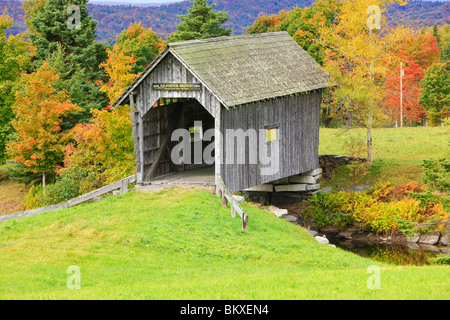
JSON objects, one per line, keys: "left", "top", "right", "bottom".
{"left": 217, "top": 176, "right": 248, "bottom": 230}
{"left": 0, "top": 175, "right": 136, "bottom": 223}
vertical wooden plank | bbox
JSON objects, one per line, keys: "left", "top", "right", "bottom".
{"left": 215, "top": 101, "right": 222, "bottom": 196}
{"left": 137, "top": 94, "right": 145, "bottom": 184}
{"left": 130, "top": 93, "right": 141, "bottom": 184}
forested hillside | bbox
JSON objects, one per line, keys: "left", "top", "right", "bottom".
{"left": 1, "top": 0, "right": 449, "bottom": 43}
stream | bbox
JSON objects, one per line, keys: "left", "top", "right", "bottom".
{"left": 327, "top": 237, "right": 447, "bottom": 265}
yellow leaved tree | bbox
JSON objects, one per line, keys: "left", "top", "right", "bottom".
{"left": 318, "top": 0, "right": 409, "bottom": 163}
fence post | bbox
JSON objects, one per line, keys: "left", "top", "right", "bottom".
{"left": 231, "top": 202, "right": 236, "bottom": 218}
{"left": 120, "top": 179, "right": 128, "bottom": 194}
{"left": 222, "top": 190, "right": 228, "bottom": 207}
{"left": 242, "top": 213, "right": 248, "bottom": 230}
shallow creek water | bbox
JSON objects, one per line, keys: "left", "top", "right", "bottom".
{"left": 327, "top": 237, "right": 446, "bottom": 265}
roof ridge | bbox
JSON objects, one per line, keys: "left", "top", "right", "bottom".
{"left": 168, "top": 31, "right": 290, "bottom": 48}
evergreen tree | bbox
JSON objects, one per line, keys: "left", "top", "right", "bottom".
{"left": 27, "top": 0, "right": 109, "bottom": 127}
{"left": 442, "top": 42, "right": 450, "bottom": 62}
{"left": 168, "top": 0, "right": 231, "bottom": 43}
{"left": 419, "top": 62, "right": 450, "bottom": 126}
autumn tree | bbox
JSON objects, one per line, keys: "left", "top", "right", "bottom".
{"left": 7, "top": 62, "right": 80, "bottom": 191}
{"left": 116, "top": 22, "right": 165, "bottom": 74}
{"left": 64, "top": 105, "right": 135, "bottom": 191}
{"left": 318, "top": 0, "right": 407, "bottom": 163}
{"left": 246, "top": 0, "right": 340, "bottom": 65}
{"left": 0, "top": 11, "right": 31, "bottom": 162}
{"left": 419, "top": 62, "right": 450, "bottom": 126}
{"left": 99, "top": 44, "right": 139, "bottom": 105}
{"left": 246, "top": 10, "right": 288, "bottom": 34}
{"left": 383, "top": 33, "right": 440, "bottom": 125}
{"left": 62, "top": 42, "right": 138, "bottom": 191}
{"left": 168, "top": 0, "right": 231, "bottom": 42}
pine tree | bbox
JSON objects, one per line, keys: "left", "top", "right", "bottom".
{"left": 27, "top": 0, "right": 109, "bottom": 127}
{"left": 168, "top": 0, "right": 231, "bottom": 42}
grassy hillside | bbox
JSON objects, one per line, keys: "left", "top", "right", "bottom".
{"left": 319, "top": 127, "right": 450, "bottom": 188}
{"left": 0, "top": 188, "right": 448, "bottom": 299}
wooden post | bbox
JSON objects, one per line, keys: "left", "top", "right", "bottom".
{"left": 222, "top": 190, "right": 228, "bottom": 207}
{"left": 120, "top": 179, "right": 128, "bottom": 194}
{"left": 242, "top": 213, "right": 248, "bottom": 230}
{"left": 231, "top": 203, "right": 236, "bottom": 218}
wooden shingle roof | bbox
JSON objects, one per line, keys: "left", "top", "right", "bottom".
{"left": 169, "top": 31, "right": 330, "bottom": 107}
{"left": 113, "top": 31, "right": 330, "bottom": 108}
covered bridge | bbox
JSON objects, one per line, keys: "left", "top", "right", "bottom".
{"left": 112, "top": 31, "right": 330, "bottom": 194}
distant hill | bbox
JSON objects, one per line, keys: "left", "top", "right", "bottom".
{"left": 1, "top": 0, "right": 449, "bottom": 44}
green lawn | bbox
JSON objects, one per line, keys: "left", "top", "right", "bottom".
{"left": 0, "top": 188, "right": 448, "bottom": 299}
{"left": 319, "top": 126, "right": 450, "bottom": 188}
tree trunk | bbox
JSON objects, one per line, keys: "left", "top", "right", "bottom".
{"left": 367, "top": 117, "right": 373, "bottom": 165}
{"left": 42, "top": 172, "right": 46, "bottom": 196}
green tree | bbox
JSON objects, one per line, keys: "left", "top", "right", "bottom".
{"left": 27, "top": 0, "right": 109, "bottom": 127}
{"left": 442, "top": 42, "right": 450, "bottom": 62}
{"left": 0, "top": 11, "right": 31, "bottom": 162}
{"left": 168, "top": 0, "right": 231, "bottom": 42}
{"left": 419, "top": 62, "right": 450, "bottom": 126}
{"left": 116, "top": 22, "right": 165, "bottom": 74}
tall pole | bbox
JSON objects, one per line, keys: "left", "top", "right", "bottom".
{"left": 400, "top": 62, "right": 403, "bottom": 128}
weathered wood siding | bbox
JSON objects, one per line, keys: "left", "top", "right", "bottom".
{"left": 131, "top": 50, "right": 321, "bottom": 192}
{"left": 132, "top": 52, "right": 222, "bottom": 184}
{"left": 221, "top": 91, "right": 322, "bottom": 193}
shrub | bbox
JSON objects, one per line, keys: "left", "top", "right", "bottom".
{"left": 305, "top": 192, "right": 354, "bottom": 228}
{"left": 429, "top": 254, "right": 450, "bottom": 265}
{"left": 409, "top": 191, "right": 450, "bottom": 211}
{"left": 24, "top": 184, "right": 45, "bottom": 210}
{"left": 41, "top": 170, "right": 81, "bottom": 205}
{"left": 0, "top": 166, "right": 9, "bottom": 181}
{"left": 394, "top": 216, "right": 417, "bottom": 237}
{"left": 304, "top": 182, "right": 449, "bottom": 234}
{"left": 23, "top": 169, "right": 83, "bottom": 209}
{"left": 421, "top": 158, "right": 450, "bottom": 193}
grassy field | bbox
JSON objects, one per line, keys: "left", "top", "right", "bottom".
{"left": 0, "top": 188, "right": 448, "bottom": 299}
{"left": 318, "top": 126, "right": 450, "bottom": 188}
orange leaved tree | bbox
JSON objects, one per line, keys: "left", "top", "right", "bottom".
{"left": 7, "top": 61, "right": 80, "bottom": 192}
